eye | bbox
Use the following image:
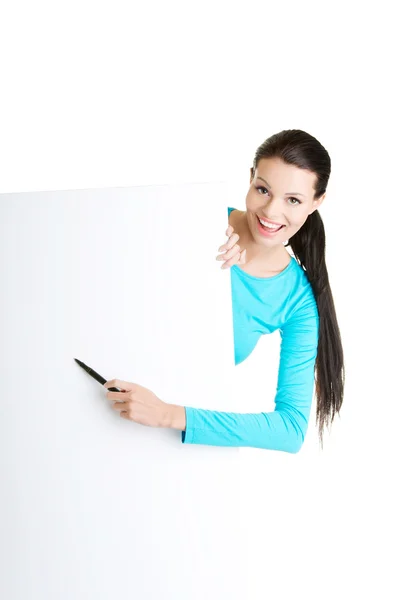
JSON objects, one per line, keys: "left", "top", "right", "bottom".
{"left": 255, "top": 186, "right": 302, "bottom": 205}
{"left": 256, "top": 185, "right": 269, "bottom": 195}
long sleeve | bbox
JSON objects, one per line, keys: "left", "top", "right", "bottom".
{"left": 181, "top": 299, "right": 319, "bottom": 454}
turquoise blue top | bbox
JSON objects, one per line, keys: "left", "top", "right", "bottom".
{"left": 182, "top": 207, "right": 320, "bottom": 453}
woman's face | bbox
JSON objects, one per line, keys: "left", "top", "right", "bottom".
{"left": 245, "top": 157, "right": 325, "bottom": 246}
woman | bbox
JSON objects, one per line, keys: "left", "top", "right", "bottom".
{"left": 104, "top": 129, "right": 345, "bottom": 453}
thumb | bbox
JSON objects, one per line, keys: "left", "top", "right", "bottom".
{"left": 239, "top": 249, "right": 247, "bottom": 264}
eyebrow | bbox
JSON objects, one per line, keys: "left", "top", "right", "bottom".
{"left": 257, "top": 176, "right": 306, "bottom": 197}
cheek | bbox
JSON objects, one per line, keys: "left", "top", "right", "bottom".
{"left": 298, "top": 212, "right": 311, "bottom": 226}
{"left": 245, "top": 191, "right": 252, "bottom": 206}
{"left": 286, "top": 206, "right": 309, "bottom": 226}
{"left": 288, "top": 216, "right": 309, "bottom": 236}
{"left": 291, "top": 215, "right": 307, "bottom": 228}
{"left": 286, "top": 220, "right": 303, "bottom": 236}
{"left": 246, "top": 193, "right": 262, "bottom": 210}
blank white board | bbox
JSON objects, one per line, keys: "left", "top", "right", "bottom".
{"left": 0, "top": 183, "right": 246, "bottom": 600}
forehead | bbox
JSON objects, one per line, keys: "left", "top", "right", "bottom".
{"left": 256, "top": 158, "right": 316, "bottom": 193}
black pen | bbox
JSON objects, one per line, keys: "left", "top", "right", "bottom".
{"left": 74, "top": 358, "right": 121, "bottom": 392}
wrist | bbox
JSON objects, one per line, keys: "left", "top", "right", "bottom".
{"left": 166, "top": 404, "right": 186, "bottom": 430}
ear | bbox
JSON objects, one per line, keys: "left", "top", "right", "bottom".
{"left": 309, "top": 193, "right": 326, "bottom": 215}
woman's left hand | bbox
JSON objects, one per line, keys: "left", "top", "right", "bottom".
{"left": 104, "top": 379, "right": 171, "bottom": 428}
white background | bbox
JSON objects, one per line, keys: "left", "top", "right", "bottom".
{"left": 1, "top": 1, "right": 399, "bottom": 598}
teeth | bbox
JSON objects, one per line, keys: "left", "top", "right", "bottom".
{"left": 259, "top": 217, "right": 281, "bottom": 229}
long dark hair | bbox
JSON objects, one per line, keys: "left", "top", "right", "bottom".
{"left": 251, "top": 129, "right": 345, "bottom": 449}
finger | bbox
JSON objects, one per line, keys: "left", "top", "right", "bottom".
{"left": 112, "top": 401, "right": 129, "bottom": 409}
{"left": 218, "top": 232, "right": 239, "bottom": 253}
{"left": 104, "top": 379, "right": 137, "bottom": 392}
{"left": 238, "top": 249, "right": 247, "bottom": 264}
{"left": 222, "top": 247, "right": 245, "bottom": 269}
{"left": 225, "top": 225, "right": 233, "bottom": 237}
{"left": 106, "top": 391, "right": 126, "bottom": 400}
{"left": 221, "top": 243, "right": 241, "bottom": 262}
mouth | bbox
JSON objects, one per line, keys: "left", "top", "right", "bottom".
{"left": 256, "top": 215, "right": 285, "bottom": 235}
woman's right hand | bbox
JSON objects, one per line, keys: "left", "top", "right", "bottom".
{"left": 216, "top": 225, "right": 247, "bottom": 269}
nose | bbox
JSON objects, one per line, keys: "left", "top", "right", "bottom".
{"left": 260, "top": 195, "right": 283, "bottom": 220}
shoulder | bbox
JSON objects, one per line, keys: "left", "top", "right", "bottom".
{"left": 280, "top": 265, "right": 319, "bottom": 331}
{"left": 227, "top": 207, "right": 246, "bottom": 232}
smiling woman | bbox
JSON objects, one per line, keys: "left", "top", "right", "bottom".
{"left": 179, "top": 129, "right": 346, "bottom": 452}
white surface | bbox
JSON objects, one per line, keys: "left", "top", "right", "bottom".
{"left": 0, "top": 183, "right": 245, "bottom": 599}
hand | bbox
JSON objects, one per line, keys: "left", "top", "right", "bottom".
{"left": 216, "top": 224, "right": 246, "bottom": 269}
{"left": 104, "top": 379, "right": 171, "bottom": 428}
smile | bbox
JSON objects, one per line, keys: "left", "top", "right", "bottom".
{"left": 256, "top": 215, "right": 285, "bottom": 236}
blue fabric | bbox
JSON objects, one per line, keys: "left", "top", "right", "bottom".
{"left": 181, "top": 207, "right": 319, "bottom": 453}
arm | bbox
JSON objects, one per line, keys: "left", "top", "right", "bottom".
{"left": 174, "top": 299, "right": 319, "bottom": 454}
